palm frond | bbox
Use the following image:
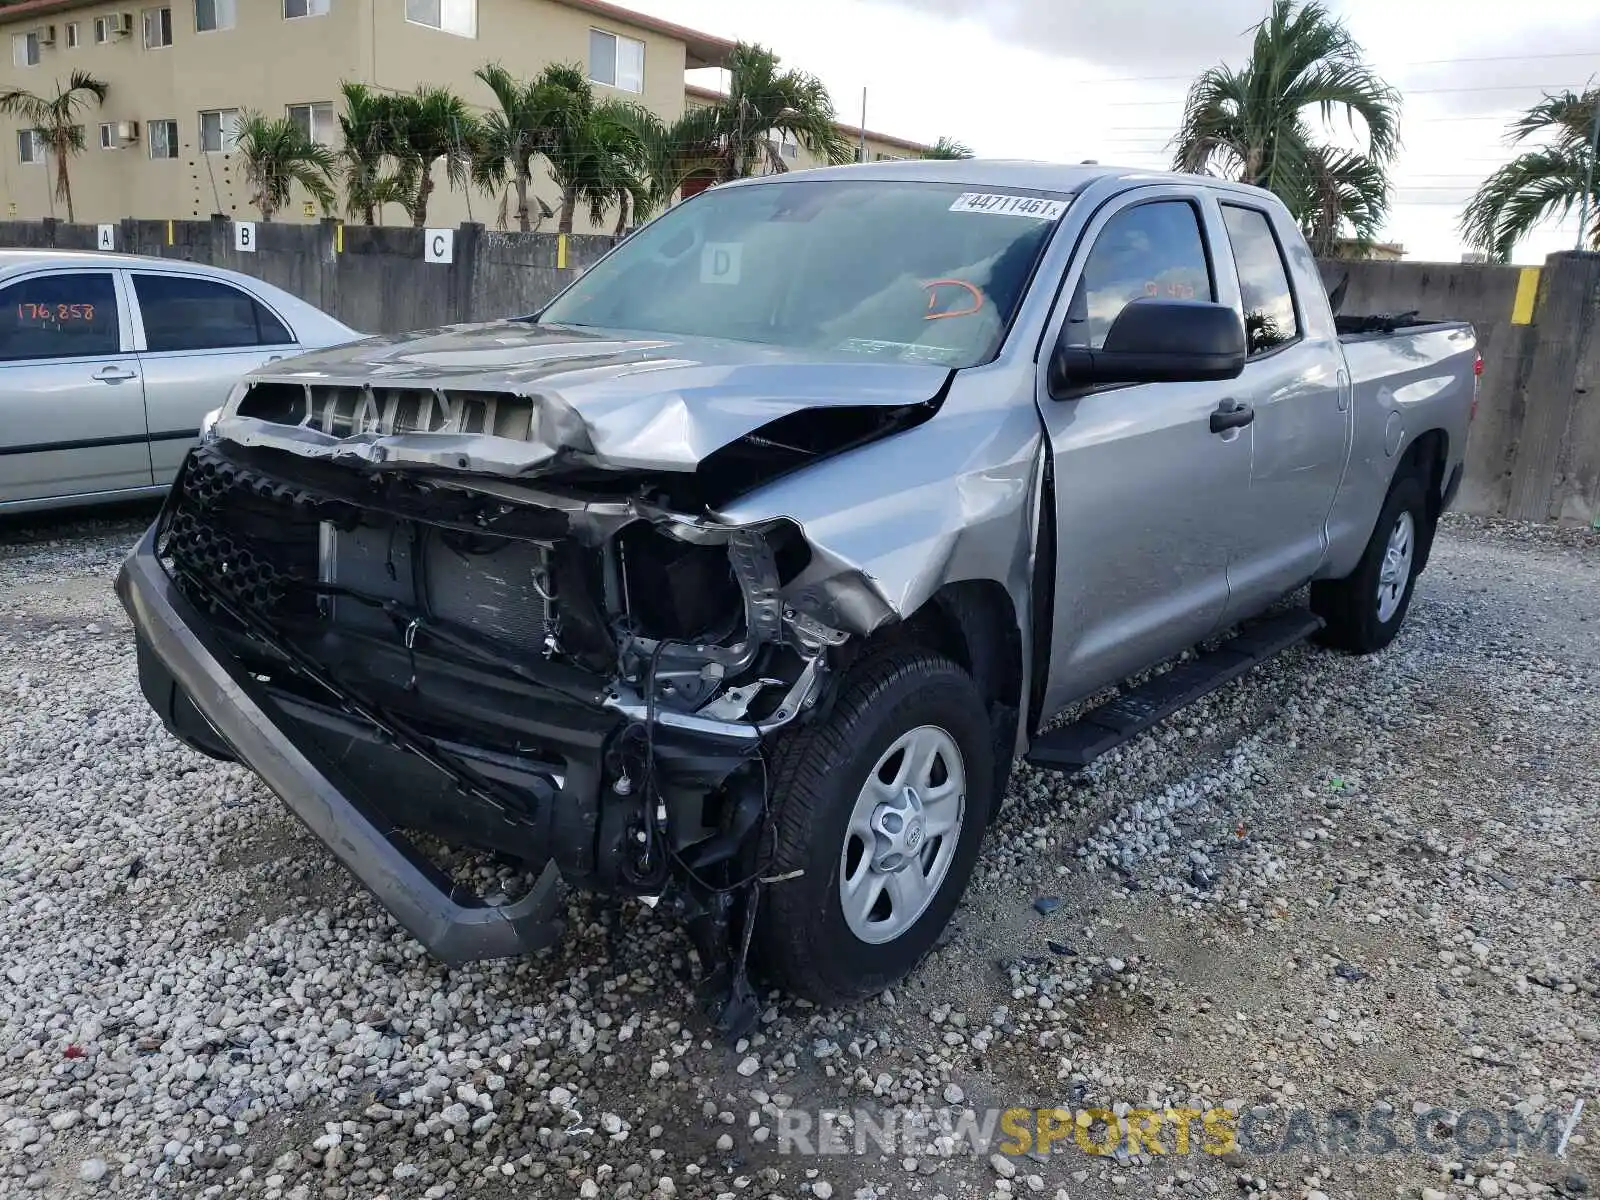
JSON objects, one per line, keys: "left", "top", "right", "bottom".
{"left": 922, "top": 136, "right": 974, "bottom": 160}
{"left": 1460, "top": 146, "right": 1592, "bottom": 261}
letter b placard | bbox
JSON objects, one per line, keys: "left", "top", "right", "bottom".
{"left": 234, "top": 221, "right": 257, "bottom": 253}
{"left": 425, "top": 229, "right": 454, "bottom": 264}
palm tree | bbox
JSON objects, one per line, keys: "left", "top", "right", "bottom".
{"left": 0, "top": 71, "right": 108, "bottom": 223}
{"left": 687, "top": 42, "right": 850, "bottom": 181}
{"left": 471, "top": 63, "right": 572, "bottom": 232}
{"left": 388, "top": 85, "right": 480, "bottom": 228}
{"left": 1460, "top": 89, "right": 1600, "bottom": 261}
{"left": 531, "top": 64, "right": 649, "bottom": 234}
{"left": 233, "top": 111, "right": 337, "bottom": 222}
{"left": 337, "top": 81, "right": 412, "bottom": 226}
{"left": 923, "top": 136, "right": 974, "bottom": 160}
{"left": 633, "top": 107, "right": 719, "bottom": 223}
{"left": 1171, "top": 0, "right": 1400, "bottom": 250}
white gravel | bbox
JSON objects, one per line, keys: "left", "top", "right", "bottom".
{"left": 0, "top": 510, "right": 1596, "bottom": 1200}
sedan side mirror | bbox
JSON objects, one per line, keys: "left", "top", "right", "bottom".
{"left": 1049, "top": 298, "right": 1247, "bottom": 395}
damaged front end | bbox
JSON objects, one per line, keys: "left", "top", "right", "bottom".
{"left": 119, "top": 370, "right": 925, "bottom": 1033}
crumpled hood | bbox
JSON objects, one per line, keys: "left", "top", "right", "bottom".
{"left": 218, "top": 320, "right": 951, "bottom": 475}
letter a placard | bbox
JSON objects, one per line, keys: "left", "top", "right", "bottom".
{"left": 425, "top": 229, "right": 454, "bottom": 265}
{"left": 97, "top": 224, "right": 116, "bottom": 251}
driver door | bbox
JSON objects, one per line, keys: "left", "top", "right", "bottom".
{"left": 1033, "top": 188, "right": 1251, "bottom": 715}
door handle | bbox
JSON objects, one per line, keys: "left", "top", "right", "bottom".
{"left": 93, "top": 365, "right": 139, "bottom": 383}
{"left": 1209, "top": 399, "right": 1255, "bottom": 434}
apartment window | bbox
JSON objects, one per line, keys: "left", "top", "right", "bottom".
{"left": 149, "top": 119, "right": 180, "bottom": 159}
{"left": 405, "top": 0, "right": 475, "bottom": 37}
{"left": 195, "top": 0, "right": 236, "bottom": 32}
{"left": 588, "top": 28, "right": 643, "bottom": 92}
{"left": 199, "top": 108, "right": 240, "bottom": 153}
{"left": 12, "top": 31, "right": 40, "bottom": 67}
{"left": 93, "top": 16, "right": 112, "bottom": 42}
{"left": 66, "top": 22, "right": 80, "bottom": 48}
{"left": 287, "top": 102, "right": 336, "bottom": 147}
{"left": 143, "top": 7, "right": 173, "bottom": 48}
{"left": 283, "top": 0, "right": 330, "bottom": 17}
{"left": 99, "top": 123, "right": 118, "bottom": 150}
{"left": 17, "top": 130, "right": 44, "bottom": 164}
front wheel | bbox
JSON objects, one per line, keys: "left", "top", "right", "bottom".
{"left": 1311, "top": 470, "right": 1429, "bottom": 654}
{"left": 754, "top": 649, "right": 994, "bottom": 1005}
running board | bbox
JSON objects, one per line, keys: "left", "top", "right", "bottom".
{"left": 1025, "top": 609, "right": 1324, "bottom": 773}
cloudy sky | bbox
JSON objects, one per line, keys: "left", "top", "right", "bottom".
{"left": 630, "top": 0, "right": 1599, "bottom": 264}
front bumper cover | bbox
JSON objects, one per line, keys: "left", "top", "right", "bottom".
{"left": 115, "top": 523, "right": 564, "bottom": 964}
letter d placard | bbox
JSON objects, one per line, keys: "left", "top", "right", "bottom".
{"left": 425, "top": 229, "right": 454, "bottom": 265}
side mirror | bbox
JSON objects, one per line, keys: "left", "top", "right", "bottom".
{"left": 1049, "top": 298, "right": 1247, "bottom": 395}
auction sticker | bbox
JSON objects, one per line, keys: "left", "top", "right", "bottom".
{"left": 949, "top": 193, "right": 1067, "bottom": 220}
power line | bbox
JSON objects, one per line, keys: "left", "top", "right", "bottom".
{"left": 1108, "top": 81, "right": 1597, "bottom": 107}
{"left": 1055, "top": 49, "right": 1600, "bottom": 88}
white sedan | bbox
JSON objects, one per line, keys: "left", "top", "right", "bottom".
{"left": 0, "top": 250, "right": 361, "bottom": 514}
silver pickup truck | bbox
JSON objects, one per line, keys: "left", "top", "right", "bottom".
{"left": 117, "top": 162, "right": 1479, "bottom": 1031}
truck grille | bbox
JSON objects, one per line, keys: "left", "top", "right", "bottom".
{"left": 165, "top": 452, "right": 323, "bottom": 617}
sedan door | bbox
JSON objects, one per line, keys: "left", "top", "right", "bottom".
{"left": 1033, "top": 189, "right": 1253, "bottom": 714}
{"left": 0, "top": 269, "right": 152, "bottom": 507}
{"left": 127, "top": 271, "right": 299, "bottom": 486}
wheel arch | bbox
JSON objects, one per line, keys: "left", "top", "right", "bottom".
{"left": 1397, "top": 427, "right": 1449, "bottom": 571}
{"left": 862, "top": 579, "right": 1023, "bottom": 822}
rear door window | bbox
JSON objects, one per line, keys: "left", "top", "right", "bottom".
{"left": 1220, "top": 205, "right": 1301, "bottom": 356}
{"left": 132, "top": 274, "right": 293, "bottom": 352}
{"left": 0, "top": 273, "right": 120, "bottom": 360}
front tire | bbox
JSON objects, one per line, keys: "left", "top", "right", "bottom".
{"left": 1311, "top": 470, "right": 1429, "bottom": 654}
{"left": 754, "top": 649, "right": 994, "bottom": 1005}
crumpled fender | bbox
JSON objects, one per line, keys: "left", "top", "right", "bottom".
{"left": 715, "top": 385, "right": 1047, "bottom": 638}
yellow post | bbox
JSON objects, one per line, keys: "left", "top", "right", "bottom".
{"left": 557, "top": 233, "right": 568, "bottom": 270}
{"left": 335, "top": 222, "right": 344, "bottom": 254}
{"left": 1511, "top": 267, "right": 1541, "bottom": 325}
{"left": 166, "top": 219, "right": 174, "bottom": 246}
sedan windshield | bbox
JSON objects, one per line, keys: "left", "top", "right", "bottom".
{"left": 538, "top": 179, "right": 1070, "bottom": 369}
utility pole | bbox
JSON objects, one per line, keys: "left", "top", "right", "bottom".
{"left": 859, "top": 88, "right": 867, "bottom": 164}
{"left": 1579, "top": 94, "right": 1600, "bottom": 252}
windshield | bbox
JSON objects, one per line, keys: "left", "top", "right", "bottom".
{"left": 538, "top": 179, "right": 1069, "bottom": 369}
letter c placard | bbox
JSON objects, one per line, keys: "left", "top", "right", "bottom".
{"left": 425, "top": 229, "right": 454, "bottom": 265}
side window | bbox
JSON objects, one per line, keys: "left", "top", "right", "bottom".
{"left": 1064, "top": 200, "right": 1213, "bottom": 349}
{"left": 1220, "top": 205, "right": 1301, "bottom": 356}
{"left": 132, "top": 274, "right": 293, "bottom": 352}
{"left": 0, "top": 273, "right": 120, "bottom": 361}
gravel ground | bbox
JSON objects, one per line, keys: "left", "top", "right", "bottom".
{"left": 1, "top": 509, "right": 1596, "bottom": 1200}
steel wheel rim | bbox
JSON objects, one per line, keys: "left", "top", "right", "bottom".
{"left": 838, "top": 725, "right": 966, "bottom": 945}
{"left": 1376, "top": 509, "right": 1414, "bottom": 623}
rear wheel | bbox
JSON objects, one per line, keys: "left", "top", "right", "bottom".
{"left": 1311, "top": 470, "right": 1428, "bottom": 653}
{"left": 754, "top": 649, "right": 993, "bottom": 1005}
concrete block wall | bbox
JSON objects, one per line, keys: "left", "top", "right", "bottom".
{"left": 1322, "top": 252, "right": 1599, "bottom": 526}
{"left": 3, "top": 218, "right": 1597, "bottom": 525}
{"left": 0, "top": 217, "right": 609, "bottom": 333}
